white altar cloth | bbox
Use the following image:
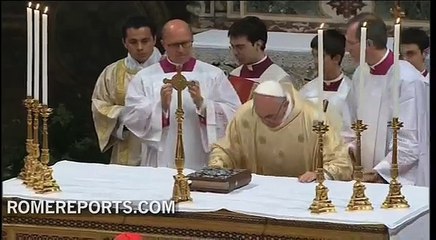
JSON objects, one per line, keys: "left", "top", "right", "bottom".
{"left": 3, "top": 160, "right": 429, "bottom": 239}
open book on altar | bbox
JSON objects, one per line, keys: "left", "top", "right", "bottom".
{"left": 228, "top": 76, "right": 258, "bottom": 103}
{"left": 187, "top": 167, "right": 252, "bottom": 193}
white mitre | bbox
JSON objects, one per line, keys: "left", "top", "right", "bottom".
{"left": 253, "top": 81, "right": 286, "bottom": 97}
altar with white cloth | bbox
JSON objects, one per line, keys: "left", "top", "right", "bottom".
{"left": 3, "top": 160, "right": 429, "bottom": 240}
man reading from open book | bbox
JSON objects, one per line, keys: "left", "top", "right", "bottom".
{"left": 208, "top": 81, "right": 353, "bottom": 182}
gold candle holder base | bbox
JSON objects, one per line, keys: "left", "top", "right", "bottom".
{"left": 309, "top": 168, "right": 336, "bottom": 214}
{"left": 33, "top": 105, "right": 61, "bottom": 194}
{"left": 19, "top": 97, "right": 35, "bottom": 179}
{"left": 24, "top": 100, "right": 42, "bottom": 187}
{"left": 381, "top": 176, "right": 409, "bottom": 209}
{"left": 346, "top": 166, "right": 373, "bottom": 211}
{"left": 164, "top": 67, "right": 195, "bottom": 203}
{"left": 382, "top": 118, "right": 409, "bottom": 209}
{"left": 172, "top": 174, "right": 192, "bottom": 203}
{"left": 347, "top": 119, "right": 373, "bottom": 211}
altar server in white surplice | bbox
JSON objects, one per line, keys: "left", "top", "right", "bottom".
{"left": 92, "top": 16, "right": 162, "bottom": 166}
{"left": 400, "top": 28, "right": 430, "bottom": 187}
{"left": 227, "top": 16, "right": 292, "bottom": 103}
{"left": 343, "top": 13, "right": 429, "bottom": 186}
{"left": 123, "top": 19, "right": 241, "bottom": 170}
{"left": 300, "top": 29, "right": 352, "bottom": 131}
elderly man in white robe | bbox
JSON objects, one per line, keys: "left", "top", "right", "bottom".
{"left": 300, "top": 29, "right": 352, "bottom": 133}
{"left": 123, "top": 19, "right": 241, "bottom": 170}
{"left": 91, "top": 16, "right": 162, "bottom": 166}
{"left": 343, "top": 13, "right": 428, "bottom": 186}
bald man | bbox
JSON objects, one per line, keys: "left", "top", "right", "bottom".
{"left": 208, "top": 81, "right": 353, "bottom": 182}
{"left": 123, "top": 19, "right": 241, "bottom": 170}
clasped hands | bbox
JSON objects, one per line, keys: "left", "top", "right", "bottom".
{"left": 161, "top": 80, "right": 204, "bottom": 112}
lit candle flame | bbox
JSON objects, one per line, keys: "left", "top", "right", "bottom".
{"left": 36, "top": 3, "right": 40, "bottom": 10}
{"left": 319, "top": 23, "right": 325, "bottom": 29}
{"left": 44, "top": 6, "right": 48, "bottom": 14}
{"left": 396, "top": 18, "right": 401, "bottom": 24}
{"left": 363, "top": 21, "right": 367, "bottom": 27}
{"left": 28, "top": 2, "right": 32, "bottom": 8}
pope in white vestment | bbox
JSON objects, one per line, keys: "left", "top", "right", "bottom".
{"left": 343, "top": 50, "right": 429, "bottom": 186}
{"left": 209, "top": 81, "right": 353, "bottom": 181}
{"left": 91, "top": 16, "right": 162, "bottom": 166}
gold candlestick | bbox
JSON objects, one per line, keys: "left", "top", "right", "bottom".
{"left": 18, "top": 97, "right": 35, "bottom": 180}
{"left": 163, "top": 67, "right": 195, "bottom": 203}
{"left": 23, "top": 100, "right": 42, "bottom": 187}
{"left": 382, "top": 117, "right": 409, "bottom": 209}
{"left": 33, "top": 105, "right": 61, "bottom": 194}
{"left": 309, "top": 120, "right": 336, "bottom": 214}
{"left": 346, "top": 120, "right": 373, "bottom": 211}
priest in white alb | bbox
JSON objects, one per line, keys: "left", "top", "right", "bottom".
{"left": 122, "top": 19, "right": 241, "bottom": 170}
{"left": 209, "top": 81, "right": 353, "bottom": 182}
{"left": 343, "top": 13, "right": 428, "bottom": 186}
{"left": 227, "top": 16, "right": 292, "bottom": 103}
{"left": 91, "top": 16, "right": 162, "bottom": 166}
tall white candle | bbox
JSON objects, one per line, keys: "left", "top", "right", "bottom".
{"left": 42, "top": 7, "right": 48, "bottom": 105}
{"left": 393, "top": 18, "right": 401, "bottom": 118}
{"left": 33, "top": 4, "right": 40, "bottom": 101}
{"left": 358, "top": 22, "right": 367, "bottom": 118}
{"left": 317, "top": 23, "right": 325, "bottom": 120}
{"left": 27, "top": 2, "right": 33, "bottom": 97}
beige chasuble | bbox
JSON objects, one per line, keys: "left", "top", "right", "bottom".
{"left": 209, "top": 84, "right": 353, "bottom": 180}
{"left": 91, "top": 49, "right": 161, "bottom": 165}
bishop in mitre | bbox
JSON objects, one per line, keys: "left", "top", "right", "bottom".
{"left": 209, "top": 81, "right": 353, "bottom": 182}
{"left": 91, "top": 16, "right": 162, "bottom": 165}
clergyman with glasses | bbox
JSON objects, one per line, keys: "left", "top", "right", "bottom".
{"left": 122, "top": 19, "right": 241, "bottom": 170}
{"left": 208, "top": 80, "right": 353, "bottom": 183}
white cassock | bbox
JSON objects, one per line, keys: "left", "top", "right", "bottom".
{"left": 418, "top": 70, "right": 430, "bottom": 186}
{"left": 299, "top": 72, "right": 352, "bottom": 130}
{"left": 343, "top": 50, "right": 429, "bottom": 186}
{"left": 122, "top": 57, "right": 241, "bottom": 170}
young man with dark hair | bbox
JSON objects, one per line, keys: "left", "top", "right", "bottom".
{"left": 300, "top": 29, "right": 351, "bottom": 125}
{"left": 91, "top": 16, "right": 162, "bottom": 166}
{"left": 227, "top": 16, "right": 292, "bottom": 103}
{"left": 343, "top": 13, "right": 429, "bottom": 186}
{"left": 401, "top": 28, "right": 429, "bottom": 81}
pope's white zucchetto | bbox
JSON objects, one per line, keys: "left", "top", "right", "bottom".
{"left": 253, "top": 81, "right": 286, "bottom": 97}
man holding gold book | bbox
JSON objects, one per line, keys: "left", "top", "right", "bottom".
{"left": 208, "top": 80, "right": 353, "bottom": 182}
{"left": 123, "top": 19, "right": 241, "bottom": 170}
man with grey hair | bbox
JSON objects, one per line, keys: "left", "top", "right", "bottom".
{"left": 209, "top": 80, "right": 353, "bottom": 182}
